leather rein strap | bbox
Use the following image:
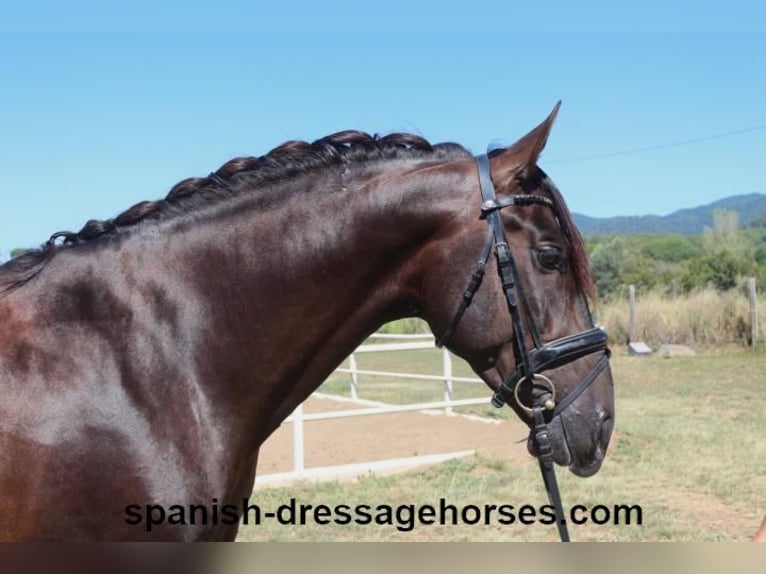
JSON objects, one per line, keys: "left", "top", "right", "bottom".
{"left": 437, "top": 153, "right": 611, "bottom": 542}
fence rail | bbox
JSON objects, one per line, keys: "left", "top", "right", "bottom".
{"left": 265, "top": 333, "right": 488, "bottom": 481}
{"left": 334, "top": 367, "right": 481, "bottom": 384}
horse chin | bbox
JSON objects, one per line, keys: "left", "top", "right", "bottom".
{"left": 567, "top": 445, "right": 606, "bottom": 478}
{"left": 526, "top": 415, "right": 610, "bottom": 478}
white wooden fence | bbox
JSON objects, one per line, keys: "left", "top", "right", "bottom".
{"left": 256, "top": 333, "right": 489, "bottom": 485}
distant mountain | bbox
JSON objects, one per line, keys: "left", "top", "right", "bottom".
{"left": 574, "top": 193, "right": 766, "bottom": 236}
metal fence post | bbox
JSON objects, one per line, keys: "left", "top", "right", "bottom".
{"left": 747, "top": 277, "right": 758, "bottom": 348}
{"left": 442, "top": 348, "right": 453, "bottom": 414}
{"left": 349, "top": 352, "right": 359, "bottom": 400}
{"left": 628, "top": 284, "right": 636, "bottom": 343}
{"left": 292, "top": 403, "right": 304, "bottom": 473}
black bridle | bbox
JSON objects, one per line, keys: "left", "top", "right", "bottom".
{"left": 436, "top": 153, "right": 611, "bottom": 542}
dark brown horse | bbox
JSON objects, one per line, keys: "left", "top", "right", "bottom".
{"left": 0, "top": 104, "right": 614, "bottom": 540}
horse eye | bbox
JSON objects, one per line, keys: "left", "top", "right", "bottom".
{"left": 537, "top": 247, "right": 564, "bottom": 271}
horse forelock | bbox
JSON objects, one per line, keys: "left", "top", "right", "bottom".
{"left": 535, "top": 171, "right": 596, "bottom": 302}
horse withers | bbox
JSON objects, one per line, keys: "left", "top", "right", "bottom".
{"left": 0, "top": 103, "right": 614, "bottom": 540}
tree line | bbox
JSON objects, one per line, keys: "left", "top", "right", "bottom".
{"left": 588, "top": 210, "right": 766, "bottom": 298}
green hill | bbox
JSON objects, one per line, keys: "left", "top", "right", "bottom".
{"left": 574, "top": 192, "right": 766, "bottom": 235}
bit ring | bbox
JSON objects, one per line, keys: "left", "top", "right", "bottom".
{"left": 513, "top": 373, "right": 556, "bottom": 414}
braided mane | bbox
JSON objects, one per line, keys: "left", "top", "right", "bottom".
{"left": 0, "top": 131, "right": 466, "bottom": 292}
{"left": 50, "top": 131, "right": 455, "bottom": 245}
{"left": 0, "top": 129, "right": 592, "bottom": 299}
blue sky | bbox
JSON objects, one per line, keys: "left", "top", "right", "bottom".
{"left": 1, "top": 26, "right": 765, "bottom": 255}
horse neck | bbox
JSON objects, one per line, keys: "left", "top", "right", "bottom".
{"left": 168, "top": 159, "right": 471, "bottom": 434}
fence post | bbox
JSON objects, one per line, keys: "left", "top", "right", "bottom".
{"left": 292, "top": 403, "right": 304, "bottom": 473}
{"left": 442, "top": 348, "right": 453, "bottom": 414}
{"left": 628, "top": 284, "right": 636, "bottom": 343}
{"left": 747, "top": 277, "right": 758, "bottom": 348}
{"left": 349, "top": 352, "right": 359, "bottom": 400}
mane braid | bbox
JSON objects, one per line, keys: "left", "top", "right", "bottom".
{"left": 0, "top": 130, "right": 466, "bottom": 293}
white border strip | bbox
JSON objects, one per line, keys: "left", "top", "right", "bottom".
{"left": 335, "top": 367, "right": 482, "bottom": 384}
{"left": 283, "top": 397, "right": 490, "bottom": 422}
{"left": 353, "top": 341, "right": 436, "bottom": 353}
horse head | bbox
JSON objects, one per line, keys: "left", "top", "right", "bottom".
{"left": 419, "top": 103, "right": 614, "bottom": 477}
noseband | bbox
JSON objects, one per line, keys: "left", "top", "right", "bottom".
{"left": 436, "top": 153, "right": 611, "bottom": 541}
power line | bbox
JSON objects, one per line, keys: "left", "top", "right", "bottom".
{"left": 546, "top": 125, "right": 766, "bottom": 164}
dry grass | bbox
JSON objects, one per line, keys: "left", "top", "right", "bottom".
{"left": 596, "top": 287, "right": 764, "bottom": 348}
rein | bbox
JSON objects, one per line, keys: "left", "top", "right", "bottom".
{"left": 437, "top": 153, "right": 611, "bottom": 542}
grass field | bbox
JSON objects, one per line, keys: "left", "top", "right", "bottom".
{"left": 239, "top": 348, "right": 766, "bottom": 541}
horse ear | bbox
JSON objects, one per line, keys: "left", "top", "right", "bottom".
{"left": 489, "top": 101, "right": 561, "bottom": 189}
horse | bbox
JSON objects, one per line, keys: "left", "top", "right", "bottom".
{"left": 0, "top": 103, "right": 614, "bottom": 541}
